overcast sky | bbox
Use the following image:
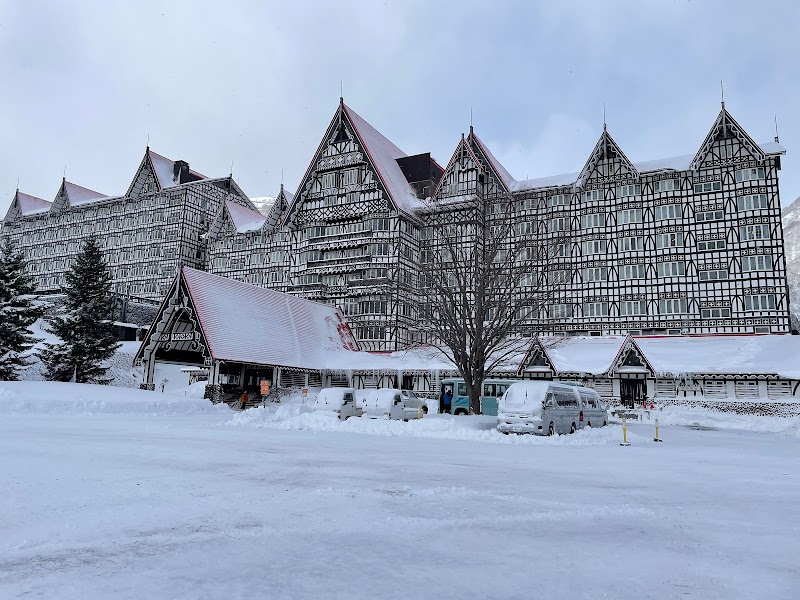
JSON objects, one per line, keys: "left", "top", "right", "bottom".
{"left": 1, "top": 0, "right": 798, "bottom": 213}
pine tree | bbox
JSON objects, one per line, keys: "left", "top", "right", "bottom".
{"left": 42, "top": 237, "right": 120, "bottom": 384}
{"left": 0, "top": 239, "right": 44, "bottom": 380}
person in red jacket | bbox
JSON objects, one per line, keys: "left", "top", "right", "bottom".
{"left": 239, "top": 390, "right": 249, "bottom": 410}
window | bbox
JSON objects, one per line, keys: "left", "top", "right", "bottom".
{"left": 269, "top": 271, "right": 284, "bottom": 283}
{"left": 516, "top": 221, "right": 537, "bottom": 236}
{"left": 371, "top": 243, "right": 391, "bottom": 257}
{"left": 619, "top": 263, "right": 646, "bottom": 280}
{"left": 696, "top": 209, "right": 724, "bottom": 222}
{"left": 620, "top": 301, "right": 647, "bottom": 316}
{"left": 548, "top": 270, "right": 571, "bottom": 284}
{"left": 654, "top": 179, "right": 680, "bottom": 193}
{"left": 321, "top": 172, "right": 337, "bottom": 189}
{"left": 742, "top": 254, "right": 772, "bottom": 272}
{"left": 655, "top": 204, "right": 681, "bottom": 220}
{"left": 735, "top": 167, "right": 766, "bottom": 183}
{"left": 744, "top": 294, "right": 776, "bottom": 311}
{"left": 656, "top": 232, "right": 683, "bottom": 249}
{"left": 697, "top": 238, "right": 726, "bottom": 251}
{"left": 701, "top": 307, "right": 731, "bottom": 318}
{"left": 547, "top": 194, "right": 569, "bottom": 207}
{"left": 657, "top": 261, "right": 685, "bottom": 277}
{"left": 584, "top": 302, "right": 608, "bottom": 317}
{"left": 659, "top": 298, "right": 687, "bottom": 314}
{"left": 699, "top": 269, "right": 728, "bottom": 281}
{"left": 619, "top": 236, "right": 644, "bottom": 252}
{"left": 617, "top": 184, "right": 641, "bottom": 197}
{"left": 342, "top": 168, "right": 361, "bottom": 186}
{"left": 582, "top": 240, "right": 607, "bottom": 255}
{"left": 583, "top": 189, "right": 603, "bottom": 202}
{"left": 552, "top": 304, "right": 573, "bottom": 318}
{"left": 737, "top": 194, "right": 768, "bottom": 211}
{"left": 358, "top": 326, "right": 386, "bottom": 340}
{"left": 555, "top": 243, "right": 570, "bottom": 258}
{"left": 359, "top": 300, "right": 388, "bottom": 315}
{"left": 740, "top": 224, "right": 770, "bottom": 241}
{"left": 582, "top": 267, "right": 607, "bottom": 282}
{"left": 372, "top": 218, "right": 391, "bottom": 231}
{"left": 693, "top": 181, "right": 722, "bottom": 193}
{"left": 549, "top": 217, "right": 570, "bottom": 232}
{"left": 618, "top": 209, "right": 642, "bottom": 224}
{"left": 581, "top": 213, "right": 605, "bottom": 229}
{"left": 297, "top": 274, "right": 320, "bottom": 285}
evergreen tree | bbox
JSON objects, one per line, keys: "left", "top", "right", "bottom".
{"left": 0, "top": 239, "right": 44, "bottom": 380}
{"left": 42, "top": 237, "right": 120, "bottom": 384}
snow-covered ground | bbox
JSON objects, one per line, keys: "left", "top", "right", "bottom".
{"left": 1, "top": 382, "right": 798, "bottom": 599}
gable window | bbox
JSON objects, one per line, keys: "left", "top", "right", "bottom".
{"left": 735, "top": 167, "right": 766, "bottom": 183}
{"left": 654, "top": 179, "right": 680, "bottom": 193}
{"left": 739, "top": 224, "right": 770, "bottom": 241}
{"left": 742, "top": 254, "right": 772, "bottom": 272}
{"left": 342, "top": 168, "right": 361, "bottom": 186}
{"left": 693, "top": 181, "right": 722, "bottom": 194}
{"left": 617, "top": 184, "right": 641, "bottom": 197}
{"left": 321, "top": 172, "right": 337, "bottom": 190}
{"left": 737, "top": 194, "right": 768, "bottom": 211}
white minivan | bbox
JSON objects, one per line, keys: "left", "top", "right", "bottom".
{"left": 497, "top": 381, "right": 606, "bottom": 435}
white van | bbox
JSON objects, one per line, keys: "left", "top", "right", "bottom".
{"left": 356, "top": 388, "right": 423, "bottom": 420}
{"left": 575, "top": 387, "right": 608, "bottom": 429}
{"left": 497, "top": 381, "right": 584, "bottom": 435}
{"left": 314, "top": 388, "right": 362, "bottom": 420}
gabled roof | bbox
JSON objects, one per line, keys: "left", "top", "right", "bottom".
{"left": 224, "top": 199, "right": 267, "bottom": 233}
{"left": 147, "top": 149, "right": 206, "bottom": 190}
{"left": 431, "top": 133, "right": 489, "bottom": 199}
{"left": 469, "top": 131, "right": 515, "bottom": 191}
{"left": 179, "top": 268, "right": 359, "bottom": 368}
{"left": 536, "top": 336, "right": 629, "bottom": 375}
{"left": 16, "top": 191, "right": 52, "bottom": 215}
{"left": 62, "top": 180, "right": 108, "bottom": 206}
{"left": 690, "top": 105, "right": 767, "bottom": 171}
{"left": 575, "top": 128, "right": 639, "bottom": 189}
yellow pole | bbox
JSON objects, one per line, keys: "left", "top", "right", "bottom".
{"left": 654, "top": 417, "right": 663, "bottom": 442}
{"left": 620, "top": 416, "right": 631, "bottom": 446}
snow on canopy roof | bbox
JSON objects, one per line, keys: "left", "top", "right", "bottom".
{"left": 343, "top": 103, "right": 424, "bottom": 213}
{"left": 538, "top": 336, "right": 628, "bottom": 375}
{"left": 493, "top": 141, "right": 785, "bottom": 193}
{"left": 225, "top": 199, "right": 267, "bottom": 233}
{"left": 148, "top": 149, "right": 206, "bottom": 190}
{"left": 471, "top": 133, "right": 516, "bottom": 190}
{"left": 635, "top": 335, "right": 800, "bottom": 379}
{"left": 16, "top": 191, "right": 52, "bottom": 215}
{"left": 63, "top": 181, "right": 107, "bottom": 206}
{"left": 182, "top": 267, "right": 359, "bottom": 369}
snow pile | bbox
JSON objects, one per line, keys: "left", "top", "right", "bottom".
{"left": 0, "top": 381, "right": 231, "bottom": 416}
{"left": 656, "top": 405, "right": 800, "bottom": 437}
{"left": 225, "top": 406, "right": 630, "bottom": 446}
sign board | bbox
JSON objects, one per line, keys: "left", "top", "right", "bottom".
{"left": 158, "top": 331, "right": 198, "bottom": 342}
{"left": 260, "top": 380, "right": 271, "bottom": 396}
{"left": 301, "top": 388, "right": 308, "bottom": 397}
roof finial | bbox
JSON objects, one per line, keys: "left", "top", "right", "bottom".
{"left": 230, "top": 160, "right": 234, "bottom": 178}
{"left": 281, "top": 168, "right": 284, "bottom": 186}
{"left": 603, "top": 103, "right": 607, "bottom": 132}
{"left": 774, "top": 114, "right": 780, "bottom": 143}
{"left": 470, "top": 106, "right": 473, "bottom": 132}
{"left": 340, "top": 79, "right": 343, "bottom": 104}
{"left": 16, "top": 176, "right": 19, "bottom": 192}
{"left": 720, "top": 78, "right": 725, "bottom": 108}
{"left": 63, "top": 164, "right": 67, "bottom": 181}
{"left": 146, "top": 132, "right": 150, "bottom": 150}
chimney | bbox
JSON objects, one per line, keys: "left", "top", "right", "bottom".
{"left": 173, "top": 160, "right": 191, "bottom": 184}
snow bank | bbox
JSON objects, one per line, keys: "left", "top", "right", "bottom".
{"left": 0, "top": 381, "right": 231, "bottom": 416}
{"left": 656, "top": 405, "right": 800, "bottom": 437}
{"left": 224, "top": 405, "right": 631, "bottom": 446}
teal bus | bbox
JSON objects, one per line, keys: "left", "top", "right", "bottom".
{"left": 439, "top": 378, "right": 518, "bottom": 416}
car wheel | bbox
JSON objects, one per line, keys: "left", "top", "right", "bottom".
{"left": 422, "top": 406, "right": 428, "bottom": 414}
{"left": 603, "top": 421, "right": 607, "bottom": 427}
{"left": 570, "top": 423, "right": 576, "bottom": 434}
{"left": 548, "top": 422, "right": 554, "bottom": 436}
{"left": 586, "top": 421, "right": 591, "bottom": 428}
{"left": 454, "top": 408, "right": 468, "bottom": 416}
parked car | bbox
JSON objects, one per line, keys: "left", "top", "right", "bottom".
{"left": 400, "top": 390, "right": 428, "bottom": 414}
{"left": 575, "top": 387, "right": 608, "bottom": 429}
{"left": 356, "top": 388, "right": 423, "bottom": 421}
{"left": 497, "top": 381, "right": 601, "bottom": 435}
{"left": 315, "top": 388, "right": 362, "bottom": 420}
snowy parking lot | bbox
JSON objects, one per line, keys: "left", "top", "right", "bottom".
{"left": 1, "top": 382, "right": 798, "bottom": 599}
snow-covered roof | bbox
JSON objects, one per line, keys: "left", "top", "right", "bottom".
{"left": 63, "top": 181, "right": 107, "bottom": 206}
{"left": 16, "top": 191, "right": 52, "bottom": 215}
{"left": 471, "top": 133, "right": 515, "bottom": 190}
{"left": 485, "top": 140, "right": 786, "bottom": 193}
{"left": 343, "top": 103, "right": 423, "bottom": 214}
{"left": 635, "top": 335, "right": 800, "bottom": 380}
{"left": 537, "top": 336, "right": 628, "bottom": 375}
{"left": 148, "top": 149, "right": 206, "bottom": 190}
{"left": 249, "top": 196, "right": 277, "bottom": 216}
{"left": 224, "top": 199, "right": 267, "bottom": 233}
{"left": 181, "top": 267, "right": 359, "bottom": 369}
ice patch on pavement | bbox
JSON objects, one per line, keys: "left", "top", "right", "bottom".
{"left": 225, "top": 404, "right": 633, "bottom": 446}
{"left": 0, "top": 381, "right": 232, "bottom": 416}
{"left": 655, "top": 406, "right": 800, "bottom": 437}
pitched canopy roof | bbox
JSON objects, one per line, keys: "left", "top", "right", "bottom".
{"left": 15, "top": 191, "right": 52, "bottom": 215}
{"left": 174, "top": 267, "right": 359, "bottom": 369}
{"left": 62, "top": 180, "right": 108, "bottom": 206}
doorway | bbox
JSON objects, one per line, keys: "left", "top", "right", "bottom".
{"left": 620, "top": 378, "right": 646, "bottom": 408}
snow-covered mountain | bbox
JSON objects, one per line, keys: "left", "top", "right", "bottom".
{"left": 249, "top": 196, "right": 276, "bottom": 216}
{"left": 782, "top": 196, "right": 800, "bottom": 330}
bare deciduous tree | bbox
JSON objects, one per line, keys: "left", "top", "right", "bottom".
{"left": 418, "top": 191, "right": 570, "bottom": 414}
